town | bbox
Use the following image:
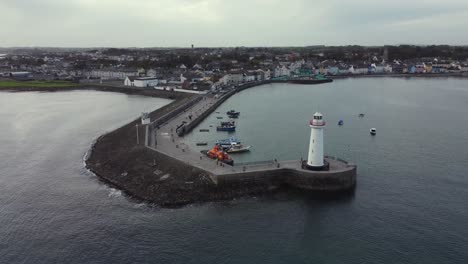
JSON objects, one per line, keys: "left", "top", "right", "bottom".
{"left": 1, "top": 45, "right": 468, "bottom": 93}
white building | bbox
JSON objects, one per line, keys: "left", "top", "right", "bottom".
{"left": 89, "top": 70, "right": 138, "bottom": 80}
{"left": 264, "top": 69, "right": 271, "bottom": 80}
{"left": 134, "top": 77, "right": 159, "bottom": 87}
{"left": 221, "top": 72, "right": 244, "bottom": 85}
{"left": 243, "top": 72, "right": 256, "bottom": 83}
{"left": 124, "top": 76, "right": 159, "bottom": 87}
{"left": 274, "top": 65, "right": 291, "bottom": 78}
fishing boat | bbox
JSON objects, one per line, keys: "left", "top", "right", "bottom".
{"left": 216, "top": 122, "right": 236, "bottom": 132}
{"left": 201, "top": 145, "right": 234, "bottom": 166}
{"left": 226, "top": 110, "right": 240, "bottom": 118}
{"left": 220, "top": 120, "right": 235, "bottom": 126}
{"left": 196, "top": 142, "right": 208, "bottom": 146}
{"left": 370, "top": 128, "right": 376, "bottom": 135}
{"left": 216, "top": 137, "right": 241, "bottom": 148}
{"left": 226, "top": 143, "right": 251, "bottom": 153}
{"left": 359, "top": 113, "right": 365, "bottom": 118}
{"left": 338, "top": 120, "right": 344, "bottom": 126}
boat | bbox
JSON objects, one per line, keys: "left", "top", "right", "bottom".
{"left": 370, "top": 128, "right": 376, "bottom": 135}
{"left": 359, "top": 113, "right": 365, "bottom": 118}
{"left": 338, "top": 120, "right": 344, "bottom": 126}
{"left": 216, "top": 137, "right": 241, "bottom": 148}
{"left": 220, "top": 120, "right": 235, "bottom": 126}
{"left": 216, "top": 116, "right": 223, "bottom": 119}
{"left": 216, "top": 122, "right": 236, "bottom": 132}
{"left": 226, "top": 110, "right": 239, "bottom": 115}
{"left": 201, "top": 145, "right": 234, "bottom": 166}
{"left": 226, "top": 143, "right": 251, "bottom": 153}
{"left": 226, "top": 110, "right": 240, "bottom": 118}
{"left": 199, "top": 129, "right": 209, "bottom": 132}
{"left": 196, "top": 142, "right": 208, "bottom": 146}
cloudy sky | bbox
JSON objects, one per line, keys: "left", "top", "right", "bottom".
{"left": 1, "top": 0, "right": 468, "bottom": 47}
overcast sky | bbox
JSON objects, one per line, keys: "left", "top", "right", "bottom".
{"left": 1, "top": 0, "right": 468, "bottom": 47}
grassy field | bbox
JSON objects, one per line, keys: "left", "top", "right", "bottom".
{"left": 0, "top": 80, "right": 79, "bottom": 88}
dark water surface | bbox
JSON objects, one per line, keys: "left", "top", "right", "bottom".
{"left": 1, "top": 80, "right": 468, "bottom": 263}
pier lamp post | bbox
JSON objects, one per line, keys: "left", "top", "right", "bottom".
{"left": 136, "top": 124, "right": 139, "bottom": 145}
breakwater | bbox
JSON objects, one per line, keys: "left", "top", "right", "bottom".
{"left": 86, "top": 80, "right": 356, "bottom": 206}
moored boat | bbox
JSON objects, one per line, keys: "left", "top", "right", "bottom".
{"left": 370, "top": 128, "right": 376, "bottom": 135}
{"left": 226, "top": 110, "right": 240, "bottom": 118}
{"left": 226, "top": 143, "right": 251, "bottom": 153}
{"left": 216, "top": 123, "right": 236, "bottom": 132}
{"left": 220, "top": 120, "right": 235, "bottom": 126}
{"left": 216, "top": 137, "right": 241, "bottom": 148}
{"left": 338, "top": 120, "right": 344, "bottom": 126}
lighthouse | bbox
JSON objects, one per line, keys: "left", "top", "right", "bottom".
{"left": 306, "top": 112, "right": 327, "bottom": 170}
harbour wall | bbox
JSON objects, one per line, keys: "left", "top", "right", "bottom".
{"left": 174, "top": 81, "right": 272, "bottom": 137}
{"left": 216, "top": 164, "right": 356, "bottom": 192}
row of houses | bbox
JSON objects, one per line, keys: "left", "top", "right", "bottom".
{"left": 269, "top": 61, "right": 468, "bottom": 77}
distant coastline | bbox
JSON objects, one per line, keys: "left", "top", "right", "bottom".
{"left": 2, "top": 72, "right": 468, "bottom": 95}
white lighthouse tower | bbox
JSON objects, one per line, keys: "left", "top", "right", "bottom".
{"left": 306, "top": 112, "right": 326, "bottom": 169}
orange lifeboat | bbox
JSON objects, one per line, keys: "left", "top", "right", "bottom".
{"left": 203, "top": 145, "right": 234, "bottom": 166}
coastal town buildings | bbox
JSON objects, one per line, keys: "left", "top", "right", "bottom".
{"left": 1, "top": 46, "right": 468, "bottom": 91}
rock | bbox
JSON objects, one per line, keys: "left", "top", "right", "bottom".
{"left": 159, "top": 174, "right": 170, "bottom": 181}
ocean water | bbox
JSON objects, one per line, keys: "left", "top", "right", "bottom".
{"left": 1, "top": 79, "right": 468, "bottom": 263}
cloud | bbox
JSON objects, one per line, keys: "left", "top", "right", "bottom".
{"left": 0, "top": 0, "right": 467, "bottom": 47}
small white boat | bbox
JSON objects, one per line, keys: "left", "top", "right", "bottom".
{"left": 226, "top": 143, "right": 251, "bottom": 153}
{"left": 370, "top": 128, "right": 376, "bottom": 135}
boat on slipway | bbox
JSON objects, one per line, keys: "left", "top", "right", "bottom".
{"left": 201, "top": 145, "right": 234, "bottom": 166}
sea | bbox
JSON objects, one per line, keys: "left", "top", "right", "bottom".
{"left": 1, "top": 78, "right": 467, "bottom": 263}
